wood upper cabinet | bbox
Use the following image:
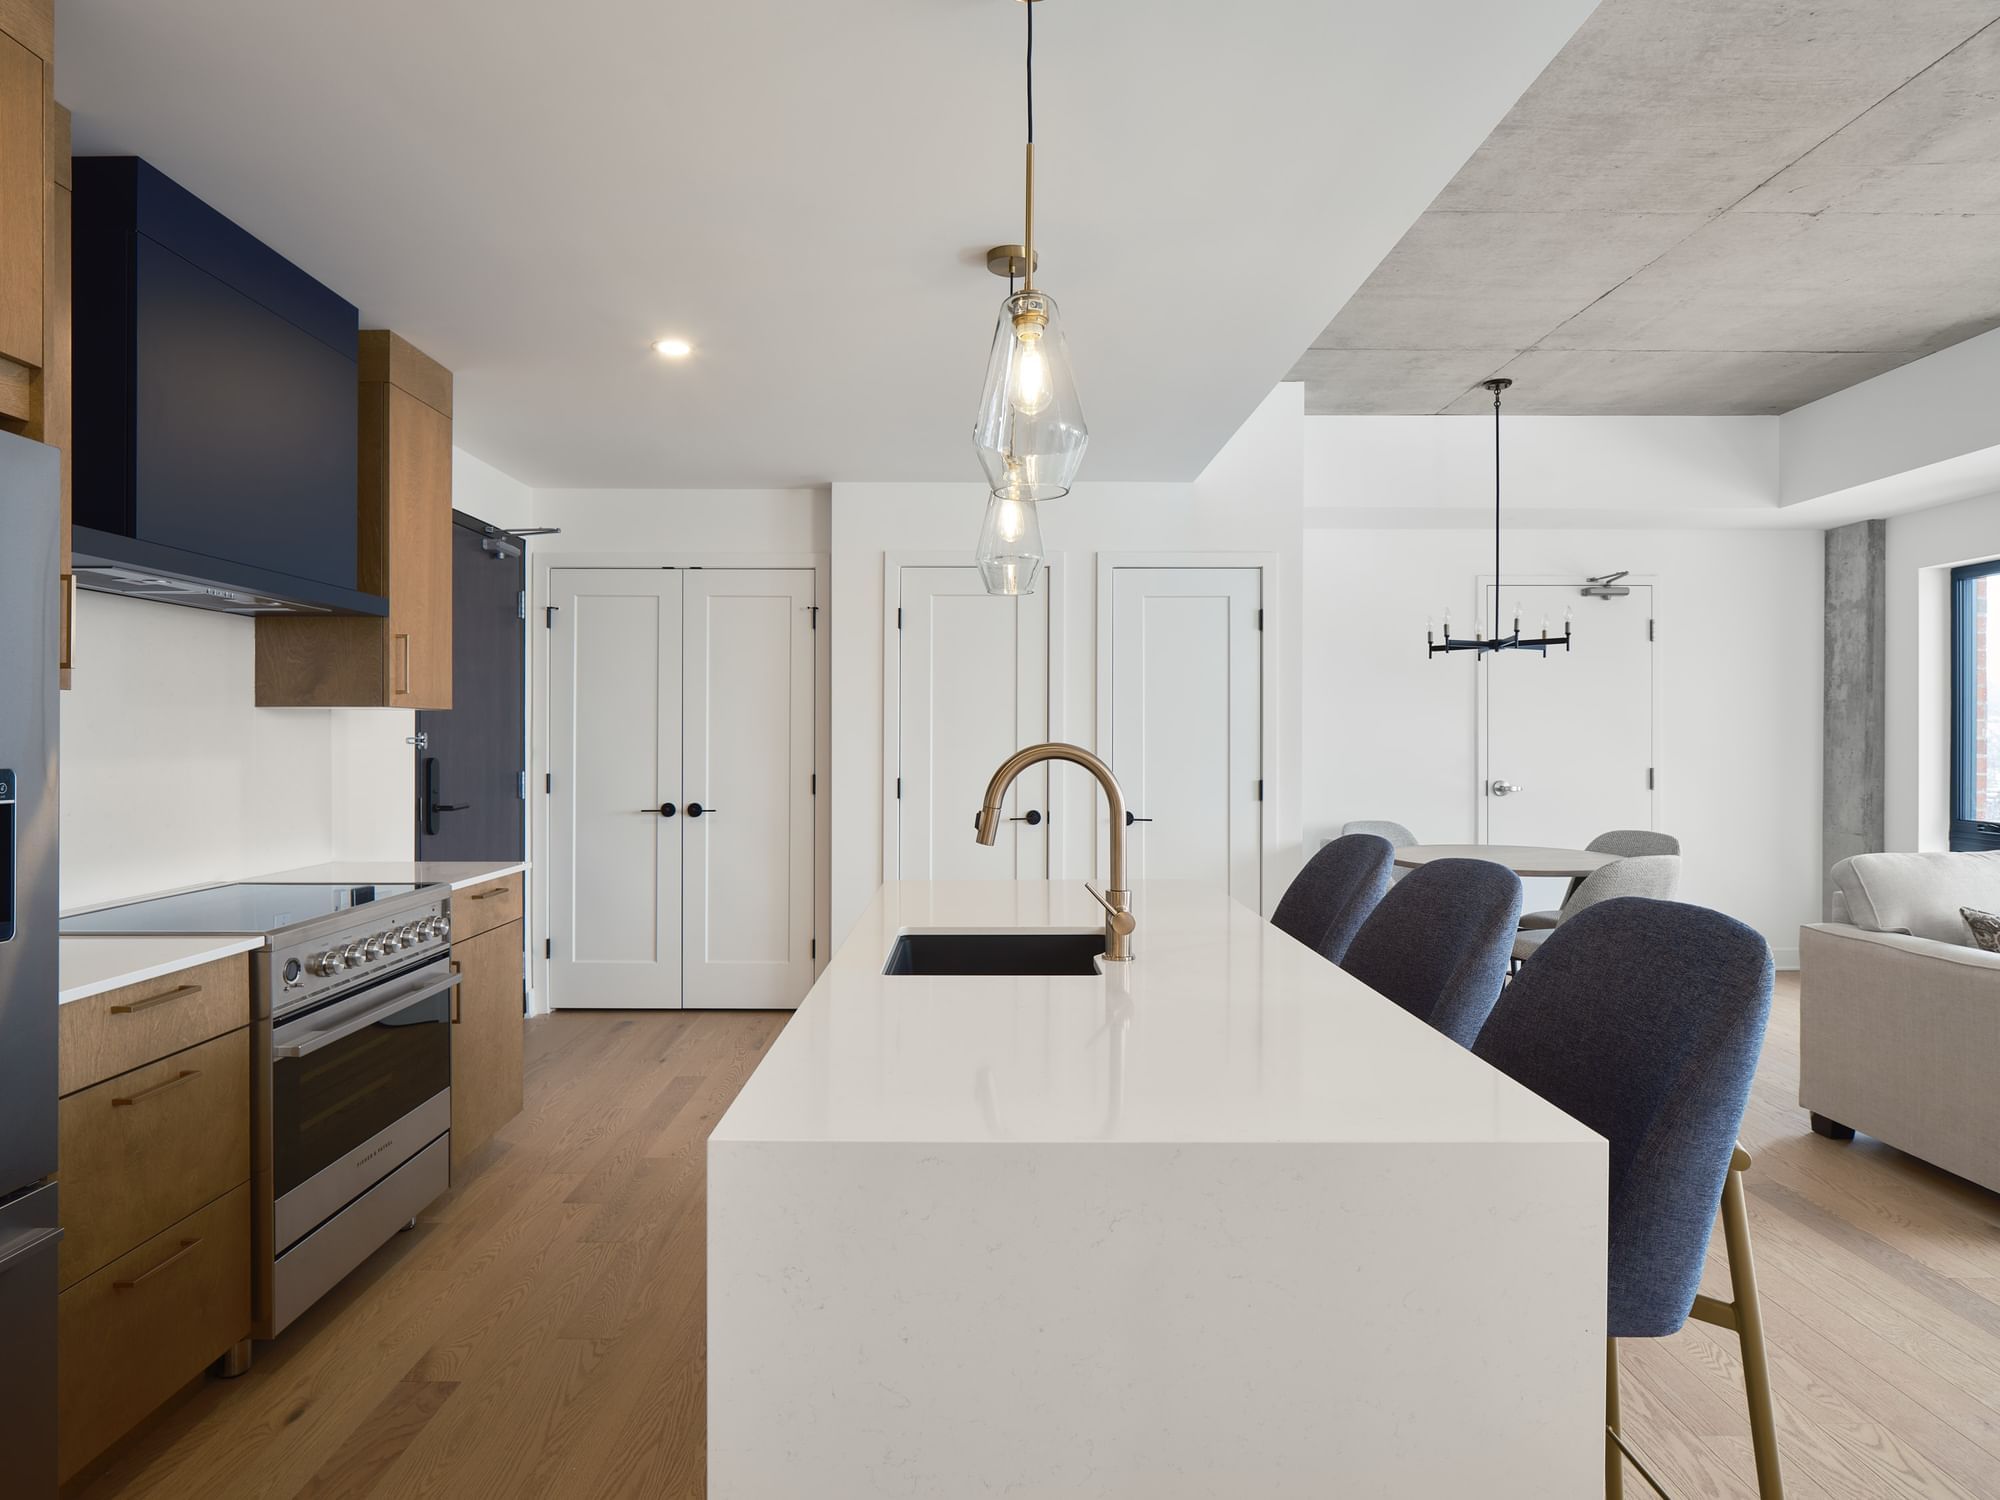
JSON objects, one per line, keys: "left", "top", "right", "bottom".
{"left": 0, "top": 18, "right": 45, "bottom": 381}
{"left": 450, "top": 916, "right": 524, "bottom": 1170}
{"left": 256, "top": 331, "right": 454, "bottom": 707}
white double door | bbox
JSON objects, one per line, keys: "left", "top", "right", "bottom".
{"left": 550, "top": 567, "right": 815, "bottom": 1010}
{"left": 1102, "top": 566, "right": 1264, "bottom": 908}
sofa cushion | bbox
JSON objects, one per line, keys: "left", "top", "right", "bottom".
{"left": 1830, "top": 851, "right": 2000, "bottom": 945}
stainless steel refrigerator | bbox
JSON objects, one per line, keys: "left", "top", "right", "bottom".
{"left": 0, "top": 430, "right": 63, "bottom": 1496}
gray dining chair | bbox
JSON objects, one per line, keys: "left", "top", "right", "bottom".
{"left": 1272, "top": 834, "right": 1395, "bottom": 966}
{"left": 1521, "top": 830, "right": 1682, "bottom": 929}
{"left": 1340, "top": 819, "right": 1416, "bottom": 848}
{"left": 1512, "top": 854, "right": 1680, "bottom": 967}
{"left": 1473, "top": 897, "right": 1780, "bottom": 1500}
{"left": 1341, "top": 857, "right": 1522, "bottom": 1046}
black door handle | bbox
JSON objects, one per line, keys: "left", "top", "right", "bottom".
{"left": 434, "top": 803, "right": 470, "bottom": 814}
{"left": 1011, "top": 809, "right": 1043, "bottom": 825}
{"left": 639, "top": 803, "right": 677, "bottom": 817}
{"left": 1125, "top": 812, "right": 1153, "bottom": 826}
{"left": 687, "top": 802, "right": 713, "bottom": 818}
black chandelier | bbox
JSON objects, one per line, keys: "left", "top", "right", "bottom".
{"left": 1427, "top": 378, "right": 1572, "bottom": 659}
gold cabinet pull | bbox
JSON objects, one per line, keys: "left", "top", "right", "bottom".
{"left": 59, "top": 571, "right": 75, "bottom": 673}
{"left": 468, "top": 888, "right": 504, "bottom": 900}
{"left": 113, "top": 1237, "right": 202, "bottom": 1290}
{"left": 112, "top": 1068, "right": 200, "bottom": 1108}
{"left": 109, "top": 982, "right": 203, "bottom": 1015}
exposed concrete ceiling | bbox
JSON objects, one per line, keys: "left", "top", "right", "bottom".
{"left": 54, "top": 0, "right": 1594, "bottom": 488}
{"left": 1293, "top": 0, "right": 2000, "bottom": 417}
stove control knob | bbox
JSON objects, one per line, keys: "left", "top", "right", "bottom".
{"left": 427, "top": 917, "right": 450, "bottom": 941}
{"left": 365, "top": 935, "right": 391, "bottom": 961}
{"left": 400, "top": 926, "right": 420, "bottom": 948}
{"left": 341, "top": 943, "right": 367, "bottom": 969}
{"left": 306, "top": 952, "right": 333, "bottom": 977}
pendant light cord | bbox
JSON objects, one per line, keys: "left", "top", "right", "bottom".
{"left": 1026, "top": 0, "right": 1035, "bottom": 145}
{"left": 1494, "top": 381, "right": 1502, "bottom": 626}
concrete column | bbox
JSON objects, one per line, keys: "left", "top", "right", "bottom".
{"left": 1823, "top": 519, "right": 1885, "bottom": 916}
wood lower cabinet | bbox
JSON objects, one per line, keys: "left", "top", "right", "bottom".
{"left": 59, "top": 1184, "right": 251, "bottom": 1480}
{"left": 450, "top": 918, "right": 524, "bottom": 1171}
{"left": 57, "top": 955, "right": 254, "bottom": 1481}
{"left": 256, "top": 330, "right": 454, "bottom": 708}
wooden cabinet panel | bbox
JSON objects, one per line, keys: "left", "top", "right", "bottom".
{"left": 387, "top": 385, "right": 452, "bottom": 707}
{"left": 450, "top": 920, "right": 523, "bottom": 1171}
{"left": 452, "top": 873, "right": 523, "bottom": 944}
{"left": 58, "top": 1027, "right": 251, "bottom": 1289}
{"left": 0, "top": 28, "right": 44, "bottom": 370}
{"left": 256, "top": 330, "right": 452, "bottom": 707}
{"left": 58, "top": 1183, "right": 252, "bottom": 1481}
{"left": 59, "top": 955, "right": 253, "bottom": 1097}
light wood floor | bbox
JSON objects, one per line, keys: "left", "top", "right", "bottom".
{"left": 74, "top": 976, "right": 2000, "bottom": 1499}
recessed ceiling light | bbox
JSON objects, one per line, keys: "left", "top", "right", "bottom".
{"left": 652, "top": 337, "right": 693, "bottom": 359}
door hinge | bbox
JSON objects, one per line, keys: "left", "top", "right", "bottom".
{"left": 1648, "top": 618, "right": 1655, "bottom": 642}
{"left": 809, "top": 605, "right": 819, "bottom": 629}
{"left": 1647, "top": 767, "right": 1656, "bottom": 790}
{"left": 545, "top": 604, "right": 558, "bottom": 629}
{"left": 545, "top": 773, "right": 553, "bottom": 794}
{"left": 1257, "top": 608, "right": 1264, "bottom": 630}
{"left": 517, "top": 590, "right": 527, "bottom": 621}
{"left": 896, "top": 776, "right": 902, "bottom": 799}
{"left": 518, "top": 771, "right": 527, "bottom": 800}
{"left": 1256, "top": 779, "right": 1264, "bottom": 802}
{"left": 810, "top": 772, "right": 817, "bottom": 794}
{"left": 811, "top": 937, "right": 817, "bottom": 960}
{"left": 544, "top": 938, "right": 553, "bottom": 959}
{"left": 896, "top": 607, "right": 903, "bottom": 630}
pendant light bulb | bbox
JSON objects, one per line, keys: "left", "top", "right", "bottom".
{"left": 994, "top": 495, "right": 1029, "bottom": 544}
{"left": 1008, "top": 320, "right": 1053, "bottom": 417}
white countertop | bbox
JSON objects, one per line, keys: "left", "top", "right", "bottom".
{"left": 714, "top": 879, "right": 1598, "bottom": 1147}
{"left": 252, "top": 860, "right": 527, "bottom": 892}
{"left": 59, "top": 934, "right": 263, "bottom": 1005}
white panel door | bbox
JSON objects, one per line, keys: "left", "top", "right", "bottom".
{"left": 1106, "top": 567, "right": 1262, "bottom": 906}
{"left": 682, "top": 569, "right": 816, "bottom": 1010}
{"left": 896, "top": 566, "right": 1051, "bottom": 879}
{"left": 1483, "top": 582, "right": 1655, "bottom": 907}
{"left": 549, "top": 568, "right": 682, "bottom": 1009}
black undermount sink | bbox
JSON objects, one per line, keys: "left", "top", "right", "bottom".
{"left": 883, "top": 931, "right": 1107, "bottom": 976}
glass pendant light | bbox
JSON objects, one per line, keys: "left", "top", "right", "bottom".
{"left": 975, "top": 490, "right": 1045, "bottom": 596}
{"left": 974, "top": 0, "right": 1086, "bottom": 596}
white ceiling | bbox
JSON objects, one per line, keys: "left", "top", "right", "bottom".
{"left": 56, "top": 0, "right": 1595, "bottom": 488}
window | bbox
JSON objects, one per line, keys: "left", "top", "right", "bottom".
{"left": 1951, "top": 559, "right": 2000, "bottom": 851}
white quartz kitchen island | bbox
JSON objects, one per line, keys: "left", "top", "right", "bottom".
{"left": 709, "top": 881, "right": 1606, "bottom": 1498}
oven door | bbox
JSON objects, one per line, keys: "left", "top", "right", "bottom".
{"left": 270, "top": 958, "right": 457, "bottom": 1251}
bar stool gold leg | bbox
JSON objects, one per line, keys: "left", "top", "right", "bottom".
{"left": 1719, "top": 1157, "right": 1784, "bottom": 1499}
{"left": 1607, "top": 1339, "right": 1625, "bottom": 1500}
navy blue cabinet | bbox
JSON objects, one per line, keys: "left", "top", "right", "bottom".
{"left": 71, "top": 157, "right": 385, "bottom": 616}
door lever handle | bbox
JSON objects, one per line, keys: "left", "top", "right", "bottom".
{"left": 640, "top": 803, "right": 678, "bottom": 817}
{"left": 1124, "top": 812, "right": 1153, "bottom": 826}
{"left": 1010, "top": 809, "right": 1043, "bottom": 825}
{"left": 686, "top": 802, "right": 714, "bottom": 818}
{"left": 433, "top": 803, "right": 470, "bottom": 814}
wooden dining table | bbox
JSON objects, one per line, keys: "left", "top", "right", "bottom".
{"left": 1392, "top": 844, "right": 1619, "bottom": 879}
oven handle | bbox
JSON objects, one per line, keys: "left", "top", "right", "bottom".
{"left": 273, "top": 971, "right": 462, "bottom": 1060}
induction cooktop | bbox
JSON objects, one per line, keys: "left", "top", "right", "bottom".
{"left": 60, "top": 882, "right": 426, "bottom": 939}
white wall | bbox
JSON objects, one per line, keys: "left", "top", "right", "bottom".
{"left": 1301, "top": 524, "right": 1823, "bottom": 964}
{"left": 830, "top": 384, "right": 1307, "bottom": 942}
{"left": 1883, "top": 489, "right": 2000, "bottom": 852}
{"left": 58, "top": 592, "right": 412, "bottom": 909}
{"left": 58, "top": 445, "right": 525, "bottom": 910}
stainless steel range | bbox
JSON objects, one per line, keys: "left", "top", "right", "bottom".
{"left": 62, "top": 881, "right": 457, "bottom": 1337}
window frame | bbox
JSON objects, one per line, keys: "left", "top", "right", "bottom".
{"left": 1950, "top": 557, "right": 2000, "bottom": 851}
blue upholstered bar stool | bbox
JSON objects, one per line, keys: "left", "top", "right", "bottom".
{"left": 1340, "top": 857, "right": 1522, "bottom": 1046}
{"left": 1473, "top": 897, "right": 1781, "bottom": 1500}
{"left": 1271, "top": 834, "right": 1395, "bottom": 965}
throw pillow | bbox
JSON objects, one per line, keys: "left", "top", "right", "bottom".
{"left": 1961, "top": 906, "right": 2000, "bottom": 953}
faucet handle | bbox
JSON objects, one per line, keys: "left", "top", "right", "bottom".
{"left": 1084, "top": 883, "right": 1136, "bottom": 936}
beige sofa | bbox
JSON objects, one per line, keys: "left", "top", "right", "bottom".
{"left": 1800, "top": 850, "right": 2000, "bottom": 1194}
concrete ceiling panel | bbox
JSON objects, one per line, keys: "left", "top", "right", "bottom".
{"left": 1290, "top": 348, "right": 1520, "bottom": 416}
{"left": 1435, "top": 347, "right": 1910, "bottom": 415}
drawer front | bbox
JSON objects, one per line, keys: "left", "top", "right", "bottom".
{"left": 58, "top": 1182, "right": 251, "bottom": 1481}
{"left": 59, "top": 1027, "right": 251, "bottom": 1289}
{"left": 60, "top": 954, "right": 253, "bottom": 1096}
{"left": 451, "top": 873, "right": 522, "bottom": 943}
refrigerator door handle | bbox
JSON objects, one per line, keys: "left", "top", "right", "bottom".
{"left": 0, "top": 1224, "right": 62, "bottom": 1275}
